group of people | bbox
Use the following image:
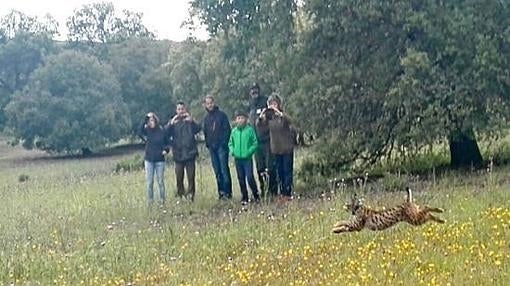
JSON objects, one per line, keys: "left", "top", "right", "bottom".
{"left": 138, "top": 83, "right": 295, "bottom": 206}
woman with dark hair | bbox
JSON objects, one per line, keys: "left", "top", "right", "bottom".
{"left": 139, "top": 112, "right": 170, "bottom": 205}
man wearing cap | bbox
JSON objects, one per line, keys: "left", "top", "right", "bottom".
{"left": 248, "top": 83, "right": 278, "bottom": 198}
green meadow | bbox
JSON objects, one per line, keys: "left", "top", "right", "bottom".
{"left": 1, "top": 140, "right": 509, "bottom": 286}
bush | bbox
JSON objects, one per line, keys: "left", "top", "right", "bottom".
{"left": 114, "top": 154, "right": 144, "bottom": 173}
{"left": 5, "top": 50, "right": 130, "bottom": 153}
{"left": 18, "top": 174, "right": 29, "bottom": 183}
{"left": 485, "top": 141, "right": 510, "bottom": 166}
{"left": 377, "top": 173, "right": 409, "bottom": 192}
{"left": 371, "top": 151, "right": 450, "bottom": 176}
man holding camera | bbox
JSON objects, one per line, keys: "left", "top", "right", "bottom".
{"left": 166, "top": 102, "right": 201, "bottom": 201}
{"left": 249, "top": 83, "right": 278, "bottom": 198}
{"left": 257, "top": 94, "right": 295, "bottom": 203}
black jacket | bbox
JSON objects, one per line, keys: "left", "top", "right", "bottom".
{"left": 202, "top": 106, "right": 231, "bottom": 149}
{"left": 139, "top": 124, "right": 170, "bottom": 162}
{"left": 166, "top": 118, "right": 201, "bottom": 162}
{"left": 249, "top": 95, "right": 270, "bottom": 143}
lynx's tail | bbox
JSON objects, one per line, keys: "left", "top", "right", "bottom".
{"left": 405, "top": 187, "right": 413, "bottom": 203}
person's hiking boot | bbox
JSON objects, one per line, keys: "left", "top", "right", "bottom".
{"left": 219, "top": 193, "right": 232, "bottom": 201}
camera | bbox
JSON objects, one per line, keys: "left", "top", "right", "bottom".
{"left": 261, "top": 108, "right": 275, "bottom": 120}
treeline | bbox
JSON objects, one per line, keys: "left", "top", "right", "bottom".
{"left": 0, "top": 4, "right": 179, "bottom": 153}
{"left": 1, "top": 1, "right": 510, "bottom": 172}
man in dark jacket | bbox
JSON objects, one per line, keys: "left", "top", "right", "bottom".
{"left": 248, "top": 83, "right": 277, "bottom": 198}
{"left": 202, "top": 95, "right": 233, "bottom": 200}
{"left": 166, "top": 102, "right": 201, "bottom": 201}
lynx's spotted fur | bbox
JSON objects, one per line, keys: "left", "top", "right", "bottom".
{"left": 332, "top": 188, "right": 445, "bottom": 234}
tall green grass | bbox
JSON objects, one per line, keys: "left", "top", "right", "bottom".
{"left": 0, "top": 141, "right": 509, "bottom": 285}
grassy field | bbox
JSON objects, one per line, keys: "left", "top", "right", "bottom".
{"left": 1, "top": 140, "right": 509, "bottom": 286}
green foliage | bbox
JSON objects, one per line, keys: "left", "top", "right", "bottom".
{"left": 293, "top": 0, "right": 510, "bottom": 170}
{"left": 370, "top": 150, "right": 450, "bottom": 177}
{"left": 0, "top": 10, "right": 59, "bottom": 39}
{"left": 114, "top": 154, "right": 144, "bottom": 173}
{"left": 484, "top": 135, "right": 510, "bottom": 166}
{"left": 108, "top": 38, "right": 175, "bottom": 130}
{"left": 192, "top": 0, "right": 510, "bottom": 171}
{"left": 167, "top": 40, "right": 205, "bottom": 115}
{"left": 190, "top": 0, "right": 299, "bottom": 117}
{"left": 5, "top": 50, "right": 130, "bottom": 153}
{"left": 377, "top": 173, "right": 410, "bottom": 192}
{"left": 0, "top": 11, "right": 58, "bottom": 128}
{"left": 0, "top": 32, "right": 55, "bottom": 92}
{"left": 66, "top": 2, "right": 154, "bottom": 45}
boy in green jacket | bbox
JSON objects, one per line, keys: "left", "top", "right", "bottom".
{"left": 229, "top": 110, "right": 260, "bottom": 205}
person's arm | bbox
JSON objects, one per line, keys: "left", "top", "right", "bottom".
{"left": 282, "top": 113, "right": 293, "bottom": 125}
{"left": 192, "top": 120, "right": 201, "bottom": 134}
{"left": 228, "top": 129, "right": 235, "bottom": 156}
{"left": 201, "top": 117, "right": 208, "bottom": 138}
{"left": 164, "top": 122, "right": 174, "bottom": 146}
{"left": 256, "top": 108, "right": 269, "bottom": 128}
{"left": 163, "top": 127, "right": 171, "bottom": 154}
{"left": 255, "top": 116, "right": 268, "bottom": 127}
{"left": 281, "top": 113, "right": 298, "bottom": 134}
{"left": 138, "top": 121, "right": 148, "bottom": 143}
{"left": 221, "top": 113, "right": 232, "bottom": 145}
{"left": 247, "top": 127, "right": 259, "bottom": 156}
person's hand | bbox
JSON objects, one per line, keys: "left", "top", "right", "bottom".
{"left": 184, "top": 113, "right": 192, "bottom": 121}
{"left": 144, "top": 123, "right": 148, "bottom": 129}
{"left": 269, "top": 106, "right": 283, "bottom": 116}
{"left": 170, "top": 115, "right": 179, "bottom": 125}
{"left": 259, "top": 108, "right": 267, "bottom": 119}
{"left": 162, "top": 150, "right": 168, "bottom": 155}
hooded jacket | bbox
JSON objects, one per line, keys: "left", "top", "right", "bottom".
{"left": 229, "top": 124, "right": 259, "bottom": 159}
{"left": 166, "top": 118, "right": 201, "bottom": 162}
{"left": 259, "top": 113, "right": 295, "bottom": 155}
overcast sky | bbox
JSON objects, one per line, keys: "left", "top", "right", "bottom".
{"left": 0, "top": 0, "right": 208, "bottom": 41}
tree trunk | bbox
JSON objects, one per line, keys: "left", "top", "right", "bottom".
{"left": 448, "top": 129, "right": 483, "bottom": 169}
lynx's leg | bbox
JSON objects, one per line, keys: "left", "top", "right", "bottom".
{"left": 333, "top": 220, "right": 349, "bottom": 228}
{"left": 332, "top": 221, "right": 350, "bottom": 233}
{"left": 429, "top": 214, "right": 445, "bottom": 224}
{"left": 424, "top": 206, "right": 444, "bottom": 213}
{"left": 332, "top": 220, "right": 362, "bottom": 233}
{"left": 332, "top": 225, "right": 351, "bottom": 233}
